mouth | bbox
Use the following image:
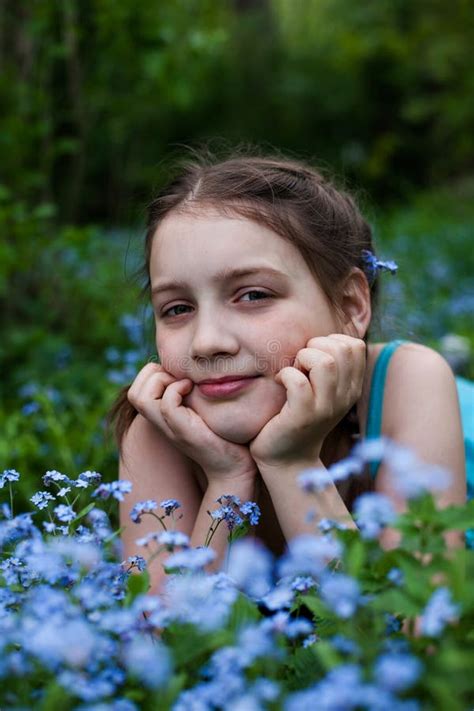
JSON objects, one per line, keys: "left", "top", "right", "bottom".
{"left": 196, "top": 375, "right": 261, "bottom": 399}
{"left": 197, "top": 374, "right": 259, "bottom": 385}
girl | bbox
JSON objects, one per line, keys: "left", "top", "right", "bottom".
{"left": 109, "top": 153, "right": 466, "bottom": 596}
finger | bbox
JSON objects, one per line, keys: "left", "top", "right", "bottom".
{"left": 159, "top": 380, "right": 212, "bottom": 443}
{"left": 326, "top": 334, "right": 367, "bottom": 399}
{"left": 275, "top": 366, "right": 315, "bottom": 417}
{"left": 293, "top": 348, "right": 338, "bottom": 411}
{"left": 127, "top": 364, "right": 176, "bottom": 407}
{"left": 304, "top": 335, "right": 364, "bottom": 401}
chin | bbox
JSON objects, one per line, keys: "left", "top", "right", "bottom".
{"left": 183, "top": 386, "right": 283, "bottom": 444}
{"left": 193, "top": 406, "right": 268, "bottom": 444}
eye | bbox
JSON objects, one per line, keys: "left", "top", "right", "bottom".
{"left": 161, "top": 304, "right": 192, "bottom": 318}
{"left": 239, "top": 290, "right": 271, "bottom": 302}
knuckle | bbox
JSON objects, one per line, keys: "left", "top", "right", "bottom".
{"left": 339, "top": 342, "right": 352, "bottom": 357}
{"left": 321, "top": 354, "right": 336, "bottom": 371}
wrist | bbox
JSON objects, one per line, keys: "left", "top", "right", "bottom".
{"left": 205, "top": 474, "right": 257, "bottom": 499}
{"left": 204, "top": 465, "right": 258, "bottom": 487}
{"left": 257, "top": 456, "right": 323, "bottom": 481}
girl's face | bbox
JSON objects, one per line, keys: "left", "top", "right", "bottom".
{"left": 150, "top": 210, "right": 344, "bottom": 444}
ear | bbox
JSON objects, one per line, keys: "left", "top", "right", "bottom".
{"left": 338, "top": 267, "right": 372, "bottom": 338}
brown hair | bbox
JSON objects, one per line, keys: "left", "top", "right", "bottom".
{"left": 106, "top": 149, "right": 379, "bottom": 454}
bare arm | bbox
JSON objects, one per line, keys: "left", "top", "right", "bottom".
{"left": 119, "top": 414, "right": 202, "bottom": 595}
{"left": 375, "top": 343, "right": 466, "bottom": 550}
{"left": 120, "top": 414, "right": 257, "bottom": 595}
{"left": 253, "top": 341, "right": 466, "bottom": 549}
{"left": 257, "top": 458, "right": 357, "bottom": 542}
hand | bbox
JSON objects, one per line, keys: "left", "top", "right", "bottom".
{"left": 249, "top": 334, "right": 366, "bottom": 470}
{"left": 127, "top": 363, "right": 258, "bottom": 483}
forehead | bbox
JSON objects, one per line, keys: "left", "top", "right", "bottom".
{"left": 150, "top": 210, "right": 310, "bottom": 280}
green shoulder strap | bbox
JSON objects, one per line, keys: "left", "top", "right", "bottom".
{"left": 366, "top": 339, "right": 407, "bottom": 479}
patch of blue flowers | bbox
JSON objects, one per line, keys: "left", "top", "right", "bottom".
{"left": 1, "top": 439, "right": 473, "bottom": 710}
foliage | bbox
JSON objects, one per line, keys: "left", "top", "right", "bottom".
{"left": 1, "top": 439, "right": 473, "bottom": 709}
{"left": 1, "top": 0, "right": 473, "bottom": 222}
{"left": 370, "top": 179, "right": 474, "bottom": 371}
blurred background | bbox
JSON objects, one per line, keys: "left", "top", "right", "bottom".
{"left": 1, "top": 0, "right": 473, "bottom": 503}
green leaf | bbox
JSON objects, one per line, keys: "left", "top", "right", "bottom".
{"left": 345, "top": 537, "right": 366, "bottom": 578}
{"left": 125, "top": 570, "right": 150, "bottom": 604}
{"left": 314, "top": 639, "right": 343, "bottom": 671}
{"left": 72, "top": 501, "right": 97, "bottom": 523}
{"left": 300, "top": 594, "right": 329, "bottom": 622}
{"left": 285, "top": 646, "right": 322, "bottom": 689}
{"left": 227, "top": 592, "right": 261, "bottom": 631}
{"left": 435, "top": 500, "right": 474, "bottom": 530}
{"left": 370, "top": 588, "right": 420, "bottom": 617}
{"left": 39, "top": 681, "right": 74, "bottom": 711}
{"left": 228, "top": 520, "right": 250, "bottom": 544}
{"left": 162, "top": 623, "right": 221, "bottom": 669}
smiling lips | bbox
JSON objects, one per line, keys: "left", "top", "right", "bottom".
{"left": 197, "top": 375, "right": 261, "bottom": 398}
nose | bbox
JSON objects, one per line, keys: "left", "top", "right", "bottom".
{"left": 189, "top": 309, "right": 240, "bottom": 361}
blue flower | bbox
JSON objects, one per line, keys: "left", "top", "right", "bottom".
{"left": 298, "top": 466, "right": 333, "bottom": 492}
{"left": 237, "top": 623, "right": 277, "bottom": 664}
{"left": 135, "top": 532, "right": 162, "bottom": 547}
{"left": 57, "top": 486, "right": 72, "bottom": 497}
{"left": 263, "top": 612, "right": 313, "bottom": 640}
{"left": 0, "top": 469, "right": 20, "bottom": 488}
{"left": 157, "top": 530, "right": 190, "bottom": 548}
{"left": 216, "top": 494, "right": 241, "bottom": 507}
{"left": 239, "top": 501, "right": 261, "bottom": 526}
{"left": 261, "top": 584, "right": 294, "bottom": 611}
{"left": 387, "top": 568, "right": 404, "bottom": 586}
{"left": 21, "top": 616, "right": 100, "bottom": 670}
{"left": 163, "top": 572, "right": 237, "bottom": 631}
{"left": 120, "top": 313, "right": 144, "bottom": 346}
{"left": 21, "top": 401, "right": 40, "bottom": 416}
{"left": 320, "top": 573, "right": 363, "bottom": 619}
{"left": 43, "top": 470, "right": 70, "bottom": 487}
{"left": 291, "top": 576, "right": 316, "bottom": 593}
{"left": 130, "top": 499, "right": 158, "bottom": 523}
{"left": 122, "top": 634, "right": 172, "bottom": 688}
{"left": 330, "top": 634, "right": 360, "bottom": 656}
{"left": 31, "top": 491, "right": 56, "bottom": 510}
{"left": 278, "top": 534, "right": 342, "bottom": 579}
{"left": 210, "top": 505, "right": 243, "bottom": 531}
{"left": 374, "top": 652, "right": 423, "bottom": 692}
{"left": 353, "top": 438, "right": 451, "bottom": 498}
{"left": 252, "top": 678, "right": 280, "bottom": 703}
{"left": 124, "top": 556, "right": 147, "bottom": 572}
{"left": 164, "top": 546, "right": 216, "bottom": 572}
{"left": 54, "top": 504, "right": 76, "bottom": 523}
{"left": 159, "top": 498, "right": 181, "bottom": 516}
{"left": 353, "top": 492, "right": 396, "bottom": 539}
{"left": 421, "top": 587, "right": 460, "bottom": 637}
{"left": 92, "top": 481, "right": 132, "bottom": 502}
{"left": 226, "top": 538, "right": 273, "bottom": 599}
{"left": 361, "top": 249, "right": 398, "bottom": 284}
{"left": 77, "top": 470, "right": 102, "bottom": 487}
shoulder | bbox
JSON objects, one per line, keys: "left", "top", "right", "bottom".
{"left": 373, "top": 340, "right": 466, "bottom": 518}
{"left": 381, "top": 341, "right": 458, "bottom": 436}
{"left": 385, "top": 341, "right": 455, "bottom": 388}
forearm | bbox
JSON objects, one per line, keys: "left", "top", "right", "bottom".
{"left": 189, "top": 475, "right": 257, "bottom": 564}
{"left": 148, "top": 473, "right": 256, "bottom": 596}
{"left": 258, "top": 458, "right": 357, "bottom": 542}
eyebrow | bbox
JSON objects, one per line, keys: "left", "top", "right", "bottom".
{"left": 151, "top": 266, "right": 289, "bottom": 298}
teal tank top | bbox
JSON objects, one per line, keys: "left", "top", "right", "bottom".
{"left": 365, "top": 340, "right": 474, "bottom": 547}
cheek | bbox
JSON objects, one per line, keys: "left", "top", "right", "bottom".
{"left": 156, "top": 341, "right": 189, "bottom": 378}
